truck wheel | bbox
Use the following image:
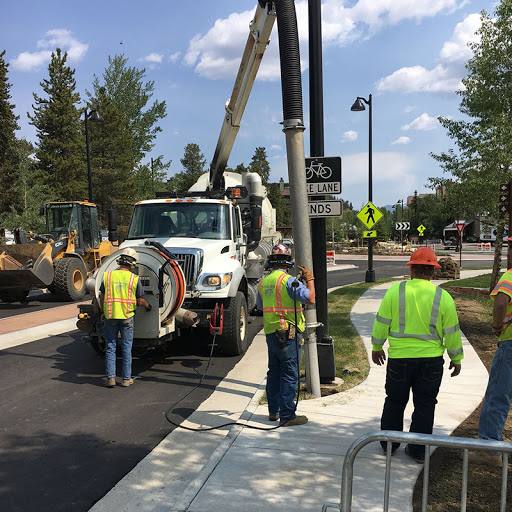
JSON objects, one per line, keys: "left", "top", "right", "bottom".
{"left": 90, "top": 336, "right": 106, "bottom": 355}
{"left": 217, "top": 291, "right": 248, "bottom": 356}
{"left": 53, "top": 258, "right": 87, "bottom": 301}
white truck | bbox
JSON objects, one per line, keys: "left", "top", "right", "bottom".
{"left": 77, "top": 2, "right": 279, "bottom": 356}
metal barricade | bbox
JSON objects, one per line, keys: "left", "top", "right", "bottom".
{"left": 322, "top": 430, "right": 512, "bottom": 512}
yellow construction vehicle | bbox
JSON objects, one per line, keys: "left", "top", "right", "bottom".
{"left": 0, "top": 201, "right": 117, "bottom": 303}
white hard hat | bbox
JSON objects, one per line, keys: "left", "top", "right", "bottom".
{"left": 117, "top": 247, "right": 138, "bottom": 266}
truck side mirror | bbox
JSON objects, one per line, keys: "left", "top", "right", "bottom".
{"left": 39, "top": 204, "right": 45, "bottom": 216}
{"left": 107, "top": 209, "right": 118, "bottom": 231}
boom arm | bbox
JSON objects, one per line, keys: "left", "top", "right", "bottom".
{"left": 209, "top": 1, "right": 276, "bottom": 190}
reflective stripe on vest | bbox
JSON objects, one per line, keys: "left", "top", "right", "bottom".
{"left": 389, "top": 281, "right": 443, "bottom": 341}
{"left": 103, "top": 270, "right": 138, "bottom": 319}
{"left": 259, "top": 270, "right": 306, "bottom": 334}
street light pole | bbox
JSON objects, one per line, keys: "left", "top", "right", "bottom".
{"left": 350, "top": 94, "right": 375, "bottom": 282}
{"left": 84, "top": 108, "right": 104, "bottom": 203}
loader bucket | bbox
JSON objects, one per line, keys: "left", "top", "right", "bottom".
{"left": 0, "top": 243, "right": 55, "bottom": 293}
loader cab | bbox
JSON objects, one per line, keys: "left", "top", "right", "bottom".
{"left": 45, "top": 202, "right": 101, "bottom": 254}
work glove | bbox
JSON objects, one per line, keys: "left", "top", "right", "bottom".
{"left": 297, "top": 265, "right": 314, "bottom": 282}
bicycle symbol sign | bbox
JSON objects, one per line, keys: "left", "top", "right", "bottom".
{"left": 305, "top": 156, "right": 342, "bottom": 196}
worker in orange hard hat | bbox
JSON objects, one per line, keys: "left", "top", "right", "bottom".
{"left": 371, "top": 246, "right": 463, "bottom": 463}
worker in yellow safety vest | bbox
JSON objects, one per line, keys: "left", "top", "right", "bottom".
{"left": 371, "top": 247, "right": 463, "bottom": 463}
{"left": 100, "top": 248, "right": 151, "bottom": 388}
{"left": 257, "top": 244, "right": 315, "bottom": 427}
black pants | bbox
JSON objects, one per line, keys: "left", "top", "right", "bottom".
{"left": 380, "top": 357, "right": 444, "bottom": 457}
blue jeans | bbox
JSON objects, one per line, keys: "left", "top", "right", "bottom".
{"left": 266, "top": 331, "right": 302, "bottom": 421}
{"left": 479, "top": 341, "right": 512, "bottom": 444}
{"left": 104, "top": 318, "right": 134, "bottom": 380}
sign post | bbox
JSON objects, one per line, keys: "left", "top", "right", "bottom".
{"left": 456, "top": 222, "right": 465, "bottom": 270}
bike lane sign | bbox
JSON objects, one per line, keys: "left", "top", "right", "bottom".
{"left": 305, "top": 156, "right": 342, "bottom": 195}
{"left": 357, "top": 201, "right": 383, "bottom": 229}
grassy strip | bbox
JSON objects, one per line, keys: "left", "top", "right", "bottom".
{"left": 441, "top": 272, "right": 493, "bottom": 289}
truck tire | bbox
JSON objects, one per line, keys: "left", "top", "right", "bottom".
{"left": 90, "top": 336, "right": 106, "bottom": 355}
{"left": 217, "top": 291, "right": 248, "bottom": 356}
{"left": 53, "top": 258, "right": 87, "bottom": 301}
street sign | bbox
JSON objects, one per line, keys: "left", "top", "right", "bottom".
{"left": 363, "top": 230, "right": 377, "bottom": 238}
{"left": 395, "top": 222, "right": 410, "bottom": 231}
{"left": 417, "top": 224, "right": 426, "bottom": 236}
{"left": 456, "top": 222, "right": 465, "bottom": 236}
{"left": 307, "top": 200, "right": 342, "bottom": 217}
{"left": 499, "top": 183, "right": 510, "bottom": 218}
{"left": 305, "top": 156, "right": 342, "bottom": 196}
{"left": 357, "top": 201, "right": 383, "bottom": 229}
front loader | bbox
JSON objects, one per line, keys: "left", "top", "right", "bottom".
{"left": 0, "top": 201, "right": 117, "bottom": 303}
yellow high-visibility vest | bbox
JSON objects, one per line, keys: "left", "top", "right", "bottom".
{"left": 258, "top": 270, "right": 305, "bottom": 335}
{"left": 103, "top": 269, "right": 139, "bottom": 320}
{"left": 490, "top": 269, "right": 512, "bottom": 341}
{"left": 371, "top": 279, "right": 463, "bottom": 362}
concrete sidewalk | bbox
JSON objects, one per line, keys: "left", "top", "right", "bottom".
{"left": 91, "top": 270, "right": 489, "bottom": 512}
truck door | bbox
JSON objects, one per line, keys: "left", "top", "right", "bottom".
{"left": 232, "top": 206, "right": 244, "bottom": 264}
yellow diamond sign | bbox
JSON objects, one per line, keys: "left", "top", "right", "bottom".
{"left": 357, "top": 201, "right": 383, "bottom": 229}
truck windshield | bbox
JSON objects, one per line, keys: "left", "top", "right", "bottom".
{"left": 126, "top": 203, "right": 231, "bottom": 240}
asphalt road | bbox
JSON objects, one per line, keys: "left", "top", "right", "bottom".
{"left": 0, "top": 256, "right": 499, "bottom": 511}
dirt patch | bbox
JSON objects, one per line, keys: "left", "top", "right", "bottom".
{"left": 412, "top": 289, "right": 512, "bottom": 511}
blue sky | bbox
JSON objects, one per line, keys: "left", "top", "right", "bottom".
{"left": 2, "top": 0, "right": 497, "bottom": 209}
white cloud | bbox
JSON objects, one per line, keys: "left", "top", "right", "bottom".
{"left": 391, "top": 136, "right": 411, "bottom": 145}
{"left": 377, "top": 64, "right": 462, "bottom": 93}
{"left": 404, "top": 106, "right": 417, "bottom": 113}
{"left": 376, "top": 12, "right": 481, "bottom": 94}
{"left": 143, "top": 53, "right": 163, "bottom": 64}
{"left": 11, "top": 29, "right": 88, "bottom": 71}
{"left": 402, "top": 113, "right": 439, "bottom": 131}
{"left": 341, "top": 130, "right": 358, "bottom": 142}
{"left": 169, "top": 52, "right": 181, "bottom": 63}
{"left": 343, "top": 151, "right": 416, "bottom": 188}
{"left": 269, "top": 144, "right": 282, "bottom": 151}
{"left": 183, "top": 0, "right": 468, "bottom": 81}
{"left": 439, "top": 13, "right": 481, "bottom": 63}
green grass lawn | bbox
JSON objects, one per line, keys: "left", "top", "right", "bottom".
{"left": 441, "top": 272, "right": 494, "bottom": 289}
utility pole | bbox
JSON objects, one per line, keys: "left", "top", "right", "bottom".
{"left": 308, "top": 0, "right": 335, "bottom": 384}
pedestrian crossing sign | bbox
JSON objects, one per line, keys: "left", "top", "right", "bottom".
{"left": 363, "top": 230, "right": 377, "bottom": 238}
{"left": 357, "top": 201, "right": 383, "bottom": 229}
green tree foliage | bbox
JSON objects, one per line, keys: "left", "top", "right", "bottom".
{"left": 86, "top": 87, "right": 136, "bottom": 218}
{"left": 248, "top": 146, "right": 270, "bottom": 185}
{"left": 431, "top": 1, "right": 512, "bottom": 289}
{"left": 89, "top": 54, "right": 167, "bottom": 163}
{"left": 0, "top": 138, "right": 49, "bottom": 232}
{"left": 169, "top": 143, "right": 207, "bottom": 196}
{"left": 0, "top": 50, "right": 20, "bottom": 214}
{"left": 28, "top": 48, "right": 86, "bottom": 200}
{"left": 135, "top": 156, "right": 171, "bottom": 200}
{"left": 267, "top": 182, "right": 291, "bottom": 227}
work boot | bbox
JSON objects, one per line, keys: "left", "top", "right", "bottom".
{"left": 405, "top": 445, "right": 425, "bottom": 464}
{"left": 467, "top": 451, "right": 502, "bottom": 466}
{"left": 280, "top": 415, "right": 308, "bottom": 427}
{"left": 106, "top": 377, "right": 116, "bottom": 388}
{"left": 269, "top": 414, "right": 280, "bottom": 422}
{"left": 121, "top": 378, "right": 134, "bottom": 387}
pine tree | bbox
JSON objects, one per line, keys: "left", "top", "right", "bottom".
{"left": 28, "top": 48, "right": 86, "bottom": 200}
{"left": 86, "top": 87, "right": 136, "bottom": 218}
{"left": 170, "top": 143, "right": 207, "bottom": 196}
{"left": 0, "top": 50, "right": 20, "bottom": 213}
{"left": 89, "top": 54, "right": 167, "bottom": 163}
{"left": 248, "top": 147, "right": 271, "bottom": 185}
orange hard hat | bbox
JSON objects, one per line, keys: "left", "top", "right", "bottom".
{"left": 406, "top": 247, "right": 441, "bottom": 268}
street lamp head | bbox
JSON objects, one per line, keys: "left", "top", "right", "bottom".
{"left": 350, "top": 98, "right": 366, "bottom": 112}
{"left": 88, "top": 109, "right": 104, "bottom": 122}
